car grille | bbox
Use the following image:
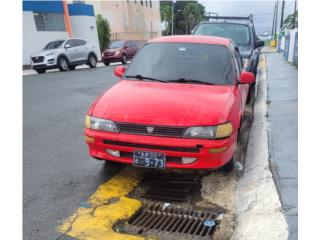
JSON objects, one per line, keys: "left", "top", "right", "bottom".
{"left": 31, "top": 56, "right": 44, "bottom": 63}
{"left": 116, "top": 122, "right": 187, "bottom": 138}
{"left": 103, "top": 139, "right": 201, "bottom": 153}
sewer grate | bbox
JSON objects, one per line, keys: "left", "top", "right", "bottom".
{"left": 142, "top": 174, "right": 200, "bottom": 203}
{"left": 120, "top": 202, "right": 218, "bottom": 240}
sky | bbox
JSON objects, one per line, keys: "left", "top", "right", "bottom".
{"left": 198, "top": 0, "right": 297, "bottom": 34}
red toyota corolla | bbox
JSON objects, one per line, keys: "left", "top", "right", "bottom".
{"left": 85, "top": 35, "right": 255, "bottom": 171}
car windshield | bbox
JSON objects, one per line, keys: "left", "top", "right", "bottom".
{"left": 194, "top": 23, "right": 252, "bottom": 46}
{"left": 43, "top": 40, "right": 64, "bottom": 50}
{"left": 125, "top": 42, "right": 235, "bottom": 85}
{"left": 109, "top": 41, "right": 125, "bottom": 49}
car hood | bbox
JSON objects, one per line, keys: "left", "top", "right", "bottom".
{"left": 31, "top": 49, "right": 58, "bottom": 57}
{"left": 91, "top": 80, "right": 235, "bottom": 126}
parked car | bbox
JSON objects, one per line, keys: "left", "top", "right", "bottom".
{"left": 101, "top": 40, "right": 139, "bottom": 65}
{"left": 84, "top": 35, "right": 255, "bottom": 171}
{"left": 30, "top": 38, "right": 98, "bottom": 74}
{"left": 192, "top": 15, "right": 264, "bottom": 76}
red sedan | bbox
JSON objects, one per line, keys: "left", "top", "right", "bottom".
{"left": 85, "top": 35, "right": 255, "bottom": 171}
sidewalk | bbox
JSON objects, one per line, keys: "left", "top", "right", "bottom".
{"left": 265, "top": 52, "right": 298, "bottom": 240}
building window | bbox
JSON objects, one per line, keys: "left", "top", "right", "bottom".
{"left": 145, "top": 0, "right": 148, "bottom": 7}
{"left": 150, "top": 0, "right": 152, "bottom": 8}
{"left": 141, "top": 0, "right": 143, "bottom": 6}
{"left": 33, "top": 12, "right": 66, "bottom": 32}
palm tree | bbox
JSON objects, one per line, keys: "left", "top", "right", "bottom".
{"left": 183, "top": 2, "right": 202, "bottom": 34}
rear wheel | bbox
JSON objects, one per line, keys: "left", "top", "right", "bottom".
{"left": 58, "top": 56, "right": 68, "bottom": 71}
{"left": 88, "top": 54, "right": 97, "bottom": 68}
{"left": 35, "top": 69, "right": 46, "bottom": 74}
{"left": 121, "top": 54, "right": 128, "bottom": 64}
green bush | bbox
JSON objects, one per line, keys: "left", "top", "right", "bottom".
{"left": 96, "top": 14, "right": 111, "bottom": 52}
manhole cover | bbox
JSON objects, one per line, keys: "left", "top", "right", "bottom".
{"left": 118, "top": 202, "right": 219, "bottom": 240}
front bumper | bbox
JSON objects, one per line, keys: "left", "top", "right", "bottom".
{"left": 31, "top": 55, "right": 57, "bottom": 69}
{"left": 85, "top": 129, "right": 237, "bottom": 169}
{"left": 102, "top": 54, "right": 122, "bottom": 62}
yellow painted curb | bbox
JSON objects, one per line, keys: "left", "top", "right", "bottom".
{"left": 56, "top": 168, "right": 145, "bottom": 240}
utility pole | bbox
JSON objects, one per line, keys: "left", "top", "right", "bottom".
{"left": 274, "top": 1, "right": 279, "bottom": 36}
{"left": 280, "top": 0, "right": 285, "bottom": 29}
{"left": 272, "top": 2, "right": 276, "bottom": 35}
{"left": 171, "top": 0, "right": 174, "bottom": 35}
{"left": 293, "top": 0, "right": 297, "bottom": 29}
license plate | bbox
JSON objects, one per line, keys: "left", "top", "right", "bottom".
{"left": 133, "top": 150, "right": 166, "bottom": 169}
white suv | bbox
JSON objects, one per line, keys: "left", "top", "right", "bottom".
{"left": 30, "top": 38, "right": 98, "bottom": 74}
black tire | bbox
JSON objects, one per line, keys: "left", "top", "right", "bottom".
{"left": 103, "top": 61, "right": 110, "bottom": 66}
{"left": 88, "top": 54, "right": 97, "bottom": 68}
{"left": 69, "top": 66, "right": 76, "bottom": 71}
{"left": 121, "top": 54, "right": 128, "bottom": 64}
{"left": 57, "top": 56, "right": 69, "bottom": 71}
{"left": 220, "top": 158, "right": 235, "bottom": 173}
{"left": 35, "top": 69, "right": 46, "bottom": 74}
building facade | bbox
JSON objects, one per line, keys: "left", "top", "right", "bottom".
{"left": 23, "top": 0, "right": 101, "bottom": 65}
{"left": 87, "top": 0, "right": 162, "bottom": 41}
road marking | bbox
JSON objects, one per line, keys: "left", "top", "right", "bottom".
{"left": 56, "top": 167, "right": 144, "bottom": 240}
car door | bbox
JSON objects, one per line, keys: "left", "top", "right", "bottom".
{"left": 64, "top": 39, "right": 79, "bottom": 63}
{"left": 76, "top": 39, "right": 88, "bottom": 61}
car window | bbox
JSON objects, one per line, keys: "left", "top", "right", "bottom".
{"left": 109, "top": 41, "right": 125, "bottom": 49}
{"left": 235, "top": 49, "right": 243, "bottom": 71}
{"left": 194, "top": 23, "right": 253, "bottom": 47}
{"left": 65, "top": 39, "right": 77, "bottom": 48}
{"left": 43, "top": 40, "right": 64, "bottom": 50}
{"left": 76, "top": 39, "right": 87, "bottom": 46}
{"left": 125, "top": 42, "right": 235, "bottom": 85}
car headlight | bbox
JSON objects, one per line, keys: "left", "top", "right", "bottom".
{"left": 45, "top": 51, "right": 57, "bottom": 56}
{"left": 85, "top": 115, "right": 118, "bottom": 132}
{"left": 183, "top": 122, "right": 233, "bottom": 139}
{"left": 114, "top": 50, "right": 121, "bottom": 56}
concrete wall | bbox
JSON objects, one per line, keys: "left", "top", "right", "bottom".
{"left": 277, "top": 28, "right": 298, "bottom": 65}
{"left": 23, "top": 11, "right": 68, "bottom": 65}
{"left": 69, "top": 15, "right": 101, "bottom": 60}
{"left": 88, "top": 0, "right": 162, "bottom": 41}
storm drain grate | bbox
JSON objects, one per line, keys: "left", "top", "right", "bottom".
{"left": 123, "top": 203, "right": 218, "bottom": 240}
{"left": 142, "top": 174, "right": 200, "bottom": 203}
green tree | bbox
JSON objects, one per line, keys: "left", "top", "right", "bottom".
{"left": 160, "top": 0, "right": 206, "bottom": 35}
{"left": 96, "top": 14, "right": 111, "bottom": 52}
{"left": 160, "top": 4, "right": 172, "bottom": 35}
{"left": 283, "top": 10, "right": 298, "bottom": 29}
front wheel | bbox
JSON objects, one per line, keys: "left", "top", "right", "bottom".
{"left": 69, "top": 66, "right": 76, "bottom": 71}
{"left": 121, "top": 55, "right": 127, "bottom": 64}
{"left": 103, "top": 61, "right": 110, "bottom": 66}
{"left": 88, "top": 54, "right": 97, "bottom": 68}
{"left": 58, "top": 56, "right": 69, "bottom": 71}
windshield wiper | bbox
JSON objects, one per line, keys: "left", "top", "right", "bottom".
{"left": 125, "top": 74, "right": 169, "bottom": 83}
{"left": 169, "top": 78, "right": 215, "bottom": 85}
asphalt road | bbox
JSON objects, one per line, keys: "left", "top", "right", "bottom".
{"left": 23, "top": 65, "right": 123, "bottom": 240}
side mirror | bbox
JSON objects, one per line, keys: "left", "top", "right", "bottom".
{"left": 255, "top": 40, "right": 264, "bottom": 48}
{"left": 114, "top": 66, "right": 126, "bottom": 78}
{"left": 65, "top": 44, "right": 71, "bottom": 49}
{"left": 239, "top": 71, "right": 255, "bottom": 84}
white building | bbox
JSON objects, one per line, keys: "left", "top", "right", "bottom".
{"left": 23, "top": 0, "right": 101, "bottom": 66}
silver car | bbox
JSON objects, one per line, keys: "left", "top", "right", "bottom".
{"left": 30, "top": 38, "right": 98, "bottom": 74}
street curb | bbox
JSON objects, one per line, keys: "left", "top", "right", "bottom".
{"left": 232, "top": 54, "right": 288, "bottom": 240}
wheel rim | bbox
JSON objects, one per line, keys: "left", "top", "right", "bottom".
{"left": 60, "top": 58, "right": 68, "bottom": 70}
{"left": 90, "top": 56, "right": 96, "bottom": 66}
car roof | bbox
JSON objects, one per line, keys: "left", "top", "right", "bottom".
{"left": 149, "top": 35, "right": 232, "bottom": 47}
{"left": 198, "top": 21, "right": 251, "bottom": 27}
